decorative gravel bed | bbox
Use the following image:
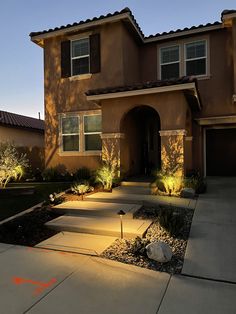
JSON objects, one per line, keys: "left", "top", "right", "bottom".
{"left": 101, "top": 206, "right": 194, "bottom": 274}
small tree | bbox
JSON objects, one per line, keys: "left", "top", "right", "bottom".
{"left": 0, "top": 143, "right": 28, "bottom": 188}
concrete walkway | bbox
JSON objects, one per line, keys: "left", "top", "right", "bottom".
{"left": 0, "top": 244, "right": 235, "bottom": 314}
{"left": 0, "top": 178, "right": 236, "bottom": 313}
{"left": 182, "top": 177, "right": 236, "bottom": 282}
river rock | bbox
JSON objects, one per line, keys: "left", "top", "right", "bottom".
{"left": 146, "top": 241, "right": 172, "bottom": 263}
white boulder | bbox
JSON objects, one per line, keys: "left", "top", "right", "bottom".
{"left": 146, "top": 241, "right": 172, "bottom": 263}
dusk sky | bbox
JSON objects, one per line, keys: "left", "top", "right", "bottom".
{"left": 0, "top": 0, "right": 235, "bottom": 119}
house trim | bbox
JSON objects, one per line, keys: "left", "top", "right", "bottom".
{"left": 145, "top": 24, "right": 222, "bottom": 43}
{"left": 159, "top": 129, "right": 187, "bottom": 136}
{"left": 101, "top": 133, "right": 125, "bottom": 139}
{"left": 196, "top": 115, "right": 236, "bottom": 125}
{"left": 86, "top": 82, "right": 198, "bottom": 100}
{"left": 31, "top": 13, "right": 143, "bottom": 46}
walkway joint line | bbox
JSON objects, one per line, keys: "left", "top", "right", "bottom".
{"left": 156, "top": 274, "right": 172, "bottom": 313}
{"left": 181, "top": 273, "right": 236, "bottom": 286}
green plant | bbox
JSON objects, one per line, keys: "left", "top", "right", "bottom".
{"left": 184, "top": 172, "right": 206, "bottom": 194}
{"left": 128, "top": 236, "right": 150, "bottom": 256}
{"left": 0, "top": 143, "right": 28, "bottom": 188}
{"left": 159, "top": 207, "right": 185, "bottom": 237}
{"left": 42, "top": 164, "right": 72, "bottom": 182}
{"left": 95, "top": 165, "right": 117, "bottom": 190}
{"left": 73, "top": 167, "right": 91, "bottom": 182}
{"left": 71, "top": 181, "right": 94, "bottom": 196}
{"left": 156, "top": 171, "right": 183, "bottom": 196}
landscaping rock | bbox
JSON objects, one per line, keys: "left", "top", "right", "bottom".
{"left": 146, "top": 241, "right": 172, "bottom": 263}
{"left": 180, "top": 188, "right": 195, "bottom": 199}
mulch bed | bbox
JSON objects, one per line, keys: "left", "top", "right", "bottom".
{"left": 101, "top": 206, "right": 194, "bottom": 274}
{"left": 0, "top": 206, "right": 59, "bottom": 247}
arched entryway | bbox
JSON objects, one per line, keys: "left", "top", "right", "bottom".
{"left": 120, "top": 105, "right": 161, "bottom": 176}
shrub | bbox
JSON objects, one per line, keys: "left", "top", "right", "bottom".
{"left": 155, "top": 171, "right": 184, "bottom": 196}
{"left": 128, "top": 236, "right": 150, "bottom": 256}
{"left": 0, "top": 143, "right": 28, "bottom": 188}
{"left": 73, "top": 167, "right": 91, "bottom": 182}
{"left": 159, "top": 207, "right": 185, "bottom": 237}
{"left": 184, "top": 171, "right": 206, "bottom": 194}
{"left": 95, "top": 164, "right": 117, "bottom": 190}
{"left": 42, "top": 164, "right": 72, "bottom": 182}
{"left": 70, "top": 181, "right": 94, "bottom": 196}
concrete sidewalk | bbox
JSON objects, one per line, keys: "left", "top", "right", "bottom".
{"left": 0, "top": 243, "right": 235, "bottom": 314}
{"left": 182, "top": 177, "right": 236, "bottom": 282}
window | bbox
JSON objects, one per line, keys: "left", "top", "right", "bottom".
{"left": 71, "top": 38, "right": 90, "bottom": 76}
{"left": 84, "top": 115, "right": 102, "bottom": 151}
{"left": 60, "top": 112, "right": 102, "bottom": 153}
{"left": 61, "top": 116, "right": 80, "bottom": 151}
{"left": 160, "top": 46, "right": 180, "bottom": 80}
{"left": 185, "top": 40, "right": 206, "bottom": 76}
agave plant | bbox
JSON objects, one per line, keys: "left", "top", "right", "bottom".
{"left": 71, "top": 181, "right": 94, "bottom": 200}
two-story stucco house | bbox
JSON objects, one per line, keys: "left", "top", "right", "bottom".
{"left": 30, "top": 8, "right": 236, "bottom": 177}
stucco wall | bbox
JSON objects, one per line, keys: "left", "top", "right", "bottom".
{"left": 0, "top": 125, "right": 44, "bottom": 170}
{"left": 42, "top": 20, "right": 236, "bottom": 174}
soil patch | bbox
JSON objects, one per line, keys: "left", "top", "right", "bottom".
{"left": 0, "top": 206, "right": 59, "bottom": 247}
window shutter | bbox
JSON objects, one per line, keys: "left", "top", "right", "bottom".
{"left": 61, "top": 40, "right": 71, "bottom": 78}
{"left": 90, "top": 34, "right": 101, "bottom": 74}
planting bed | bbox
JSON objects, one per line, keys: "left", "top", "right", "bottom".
{"left": 0, "top": 206, "right": 59, "bottom": 247}
{"left": 101, "top": 206, "right": 194, "bottom": 274}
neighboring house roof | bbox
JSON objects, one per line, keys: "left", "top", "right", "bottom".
{"left": 30, "top": 7, "right": 223, "bottom": 45}
{"left": 0, "top": 110, "right": 44, "bottom": 133}
{"left": 86, "top": 76, "right": 197, "bottom": 96}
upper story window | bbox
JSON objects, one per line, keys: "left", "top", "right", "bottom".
{"left": 61, "top": 34, "right": 100, "bottom": 78}
{"left": 71, "top": 38, "right": 90, "bottom": 75}
{"left": 160, "top": 45, "right": 180, "bottom": 80}
{"left": 185, "top": 40, "right": 206, "bottom": 76}
{"left": 159, "top": 39, "right": 208, "bottom": 80}
{"left": 60, "top": 111, "right": 102, "bottom": 153}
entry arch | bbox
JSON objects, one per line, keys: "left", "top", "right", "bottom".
{"left": 120, "top": 105, "right": 161, "bottom": 176}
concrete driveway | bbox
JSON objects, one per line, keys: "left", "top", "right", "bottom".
{"left": 182, "top": 177, "right": 236, "bottom": 282}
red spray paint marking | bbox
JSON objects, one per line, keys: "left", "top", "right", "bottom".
{"left": 12, "top": 277, "right": 57, "bottom": 295}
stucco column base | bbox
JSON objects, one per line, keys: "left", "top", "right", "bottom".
{"left": 101, "top": 133, "right": 125, "bottom": 177}
{"left": 159, "top": 130, "right": 186, "bottom": 177}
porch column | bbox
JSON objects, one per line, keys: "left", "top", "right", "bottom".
{"left": 159, "top": 129, "right": 187, "bottom": 177}
{"left": 100, "top": 133, "right": 125, "bottom": 176}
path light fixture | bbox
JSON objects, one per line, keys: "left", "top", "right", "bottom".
{"left": 117, "top": 210, "right": 126, "bottom": 239}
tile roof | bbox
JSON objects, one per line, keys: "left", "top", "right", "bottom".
{"left": 144, "top": 21, "right": 221, "bottom": 40}
{"left": 30, "top": 7, "right": 222, "bottom": 42}
{"left": 30, "top": 7, "right": 144, "bottom": 38}
{"left": 0, "top": 110, "right": 44, "bottom": 132}
{"left": 221, "top": 9, "right": 236, "bottom": 16}
{"left": 86, "top": 76, "right": 197, "bottom": 96}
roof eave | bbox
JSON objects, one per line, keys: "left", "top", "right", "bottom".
{"left": 86, "top": 82, "right": 201, "bottom": 110}
{"left": 144, "top": 24, "right": 222, "bottom": 43}
{"left": 30, "top": 13, "right": 144, "bottom": 47}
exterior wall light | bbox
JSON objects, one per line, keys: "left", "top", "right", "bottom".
{"left": 117, "top": 210, "right": 126, "bottom": 239}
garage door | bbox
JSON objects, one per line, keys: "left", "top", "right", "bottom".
{"left": 206, "top": 128, "right": 236, "bottom": 176}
